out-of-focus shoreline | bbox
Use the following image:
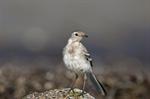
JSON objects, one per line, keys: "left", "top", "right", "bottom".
{"left": 0, "top": 64, "right": 149, "bottom": 99}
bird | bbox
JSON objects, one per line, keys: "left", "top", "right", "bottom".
{"left": 63, "top": 31, "right": 107, "bottom": 96}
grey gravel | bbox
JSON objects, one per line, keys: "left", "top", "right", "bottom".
{"left": 23, "top": 88, "right": 95, "bottom": 99}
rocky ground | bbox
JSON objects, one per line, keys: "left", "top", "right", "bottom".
{"left": 24, "top": 88, "right": 95, "bottom": 99}
{"left": 0, "top": 66, "right": 150, "bottom": 99}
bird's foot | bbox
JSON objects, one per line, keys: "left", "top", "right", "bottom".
{"left": 77, "top": 90, "right": 86, "bottom": 97}
{"left": 66, "top": 88, "right": 86, "bottom": 97}
{"left": 67, "top": 88, "right": 75, "bottom": 94}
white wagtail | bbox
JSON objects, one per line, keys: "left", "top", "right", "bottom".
{"left": 63, "top": 31, "right": 106, "bottom": 96}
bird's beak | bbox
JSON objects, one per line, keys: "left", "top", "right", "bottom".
{"left": 84, "top": 34, "right": 88, "bottom": 38}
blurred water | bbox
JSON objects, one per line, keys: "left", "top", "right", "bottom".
{"left": 0, "top": 0, "right": 149, "bottom": 71}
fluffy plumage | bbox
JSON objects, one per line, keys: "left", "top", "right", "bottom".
{"left": 63, "top": 31, "right": 106, "bottom": 96}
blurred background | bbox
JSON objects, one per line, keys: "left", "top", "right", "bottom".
{"left": 0, "top": 0, "right": 150, "bottom": 99}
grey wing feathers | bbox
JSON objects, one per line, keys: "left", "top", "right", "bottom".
{"left": 81, "top": 44, "right": 93, "bottom": 67}
{"left": 84, "top": 52, "right": 93, "bottom": 67}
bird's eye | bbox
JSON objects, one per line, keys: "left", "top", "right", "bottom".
{"left": 75, "top": 33, "right": 78, "bottom": 36}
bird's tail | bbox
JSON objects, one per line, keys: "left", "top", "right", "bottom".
{"left": 87, "top": 72, "right": 107, "bottom": 96}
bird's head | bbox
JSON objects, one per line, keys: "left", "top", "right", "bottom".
{"left": 70, "top": 31, "right": 88, "bottom": 42}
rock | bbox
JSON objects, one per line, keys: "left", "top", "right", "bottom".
{"left": 23, "top": 88, "right": 95, "bottom": 99}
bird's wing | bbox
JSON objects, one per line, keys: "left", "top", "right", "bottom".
{"left": 81, "top": 44, "right": 93, "bottom": 67}
{"left": 85, "top": 52, "right": 93, "bottom": 67}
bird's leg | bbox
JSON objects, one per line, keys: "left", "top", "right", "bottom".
{"left": 79, "top": 74, "right": 87, "bottom": 96}
{"left": 68, "top": 73, "right": 78, "bottom": 93}
{"left": 82, "top": 74, "right": 87, "bottom": 92}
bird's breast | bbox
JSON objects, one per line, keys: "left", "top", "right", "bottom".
{"left": 63, "top": 50, "right": 91, "bottom": 73}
